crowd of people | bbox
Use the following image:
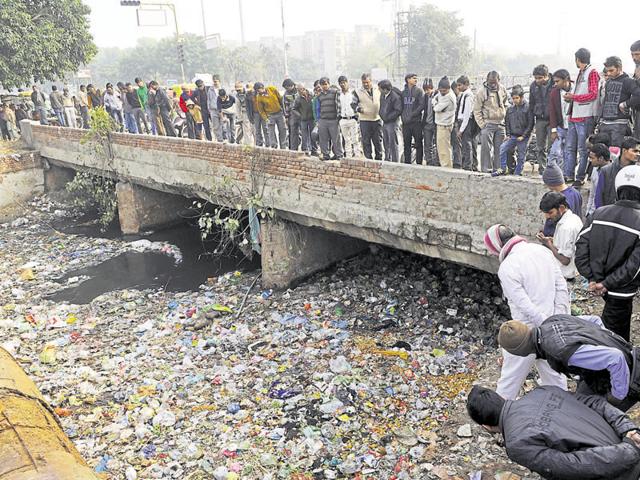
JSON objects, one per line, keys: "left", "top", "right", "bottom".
{"left": 8, "top": 41, "right": 637, "bottom": 184}
{"left": 459, "top": 38, "right": 640, "bottom": 476}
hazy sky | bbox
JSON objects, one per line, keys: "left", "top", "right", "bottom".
{"left": 86, "top": 0, "right": 640, "bottom": 70}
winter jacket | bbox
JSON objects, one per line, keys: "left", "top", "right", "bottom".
{"left": 379, "top": 87, "right": 403, "bottom": 124}
{"left": 422, "top": 91, "right": 436, "bottom": 127}
{"left": 601, "top": 73, "right": 640, "bottom": 122}
{"left": 501, "top": 386, "right": 640, "bottom": 480}
{"left": 353, "top": 87, "right": 380, "bottom": 122}
{"left": 31, "top": 91, "right": 46, "bottom": 108}
{"left": 154, "top": 88, "right": 172, "bottom": 112}
{"left": 548, "top": 86, "right": 565, "bottom": 130}
{"left": 49, "top": 91, "right": 63, "bottom": 110}
{"left": 595, "top": 158, "right": 624, "bottom": 208}
{"left": 473, "top": 82, "right": 508, "bottom": 129}
{"left": 316, "top": 88, "right": 341, "bottom": 120}
{"left": 505, "top": 101, "right": 534, "bottom": 137}
{"left": 103, "top": 92, "right": 122, "bottom": 112}
{"left": 293, "top": 92, "right": 314, "bottom": 122}
{"left": 88, "top": 91, "right": 103, "bottom": 109}
{"left": 282, "top": 89, "right": 297, "bottom": 118}
{"left": 529, "top": 79, "right": 553, "bottom": 120}
{"left": 191, "top": 88, "right": 209, "bottom": 112}
{"left": 126, "top": 91, "right": 142, "bottom": 109}
{"left": 575, "top": 199, "right": 640, "bottom": 298}
{"left": 217, "top": 96, "right": 236, "bottom": 112}
{"left": 256, "top": 86, "right": 283, "bottom": 120}
{"left": 534, "top": 314, "right": 636, "bottom": 396}
{"left": 432, "top": 90, "right": 457, "bottom": 126}
{"left": 401, "top": 85, "right": 424, "bottom": 124}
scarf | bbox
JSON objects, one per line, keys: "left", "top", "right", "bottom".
{"left": 484, "top": 224, "right": 527, "bottom": 263}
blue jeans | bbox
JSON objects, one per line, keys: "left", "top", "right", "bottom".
{"left": 124, "top": 112, "right": 138, "bottom": 133}
{"left": 548, "top": 127, "right": 567, "bottom": 170}
{"left": 36, "top": 106, "right": 49, "bottom": 125}
{"left": 54, "top": 108, "right": 65, "bottom": 127}
{"left": 564, "top": 117, "right": 593, "bottom": 181}
{"left": 499, "top": 136, "right": 529, "bottom": 175}
{"left": 145, "top": 105, "right": 157, "bottom": 135}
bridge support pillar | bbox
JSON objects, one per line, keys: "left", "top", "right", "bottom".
{"left": 261, "top": 218, "right": 368, "bottom": 289}
{"left": 116, "top": 182, "right": 190, "bottom": 234}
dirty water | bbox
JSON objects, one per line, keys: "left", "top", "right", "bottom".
{"left": 48, "top": 214, "right": 260, "bottom": 304}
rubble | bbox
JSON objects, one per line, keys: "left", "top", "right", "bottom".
{"left": 0, "top": 194, "right": 613, "bottom": 479}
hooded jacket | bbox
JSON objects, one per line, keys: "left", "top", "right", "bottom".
{"left": 601, "top": 73, "right": 640, "bottom": 122}
{"left": 401, "top": 84, "right": 424, "bottom": 124}
{"left": 575, "top": 199, "right": 640, "bottom": 298}
{"left": 379, "top": 87, "right": 403, "bottom": 124}
{"left": 501, "top": 386, "right": 640, "bottom": 480}
{"left": 473, "top": 82, "right": 508, "bottom": 129}
{"left": 505, "top": 100, "right": 534, "bottom": 137}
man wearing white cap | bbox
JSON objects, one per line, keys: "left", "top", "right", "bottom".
{"left": 576, "top": 161, "right": 640, "bottom": 341}
{"left": 484, "top": 224, "right": 570, "bottom": 399}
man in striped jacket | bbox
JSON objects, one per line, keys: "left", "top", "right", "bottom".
{"left": 576, "top": 163, "right": 640, "bottom": 341}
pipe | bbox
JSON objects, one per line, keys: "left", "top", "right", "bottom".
{"left": 0, "top": 347, "right": 101, "bottom": 480}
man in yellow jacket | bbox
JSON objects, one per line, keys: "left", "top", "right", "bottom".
{"left": 255, "top": 82, "right": 287, "bottom": 149}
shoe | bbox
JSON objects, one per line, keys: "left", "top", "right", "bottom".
{"left": 573, "top": 180, "right": 584, "bottom": 187}
{"left": 491, "top": 168, "right": 505, "bottom": 177}
{"left": 322, "top": 156, "right": 330, "bottom": 161}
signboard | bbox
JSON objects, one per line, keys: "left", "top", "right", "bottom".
{"left": 193, "top": 73, "right": 214, "bottom": 86}
{"left": 136, "top": 7, "right": 168, "bottom": 27}
{"left": 205, "top": 34, "right": 222, "bottom": 50}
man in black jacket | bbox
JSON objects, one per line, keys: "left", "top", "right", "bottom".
{"left": 467, "top": 385, "right": 640, "bottom": 480}
{"left": 631, "top": 40, "right": 640, "bottom": 139}
{"left": 401, "top": 73, "right": 424, "bottom": 164}
{"left": 498, "top": 315, "right": 640, "bottom": 411}
{"left": 598, "top": 56, "right": 640, "bottom": 148}
{"left": 149, "top": 81, "right": 175, "bottom": 137}
{"left": 378, "top": 80, "right": 403, "bottom": 162}
{"left": 575, "top": 163, "right": 640, "bottom": 340}
{"left": 529, "top": 65, "right": 553, "bottom": 174}
{"left": 192, "top": 80, "right": 212, "bottom": 141}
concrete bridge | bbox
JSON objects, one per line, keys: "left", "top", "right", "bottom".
{"left": 18, "top": 121, "right": 551, "bottom": 288}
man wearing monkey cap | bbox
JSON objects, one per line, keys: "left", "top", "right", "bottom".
{"left": 499, "top": 314, "right": 640, "bottom": 411}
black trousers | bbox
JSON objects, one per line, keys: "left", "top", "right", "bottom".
{"left": 602, "top": 294, "right": 634, "bottom": 341}
{"left": 360, "top": 120, "right": 383, "bottom": 160}
{"left": 402, "top": 121, "right": 423, "bottom": 164}
{"left": 160, "top": 109, "right": 175, "bottom": 137}
{"left": 201, "top": 109, "right": 212, "bottom": 140}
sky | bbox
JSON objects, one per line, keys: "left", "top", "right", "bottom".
{"left": 86, "top": 0, "right": 640, "bottom": 71}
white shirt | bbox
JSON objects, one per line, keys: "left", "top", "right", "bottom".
{"left": 498, "top": 242, "right": 570, "bottom": 327}
{"left": 457, "top": 89, "right": 475, "bottom": 132}
{"left": 339, "top": 89, "right": 356, "bottom": 118}
{"left": 553, "top": 209, "right": 583, "bottom": 279}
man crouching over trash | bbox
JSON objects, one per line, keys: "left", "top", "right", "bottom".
{"left": 466, "top": 384, "right": 640, "bottom": 480}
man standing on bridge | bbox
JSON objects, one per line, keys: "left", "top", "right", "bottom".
{"left": 484, "top": 224, "right": 569, "bottom": 399}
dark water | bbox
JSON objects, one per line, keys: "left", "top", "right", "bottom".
{"left": 48, "top": 213, "right": 260, "bottom": 304}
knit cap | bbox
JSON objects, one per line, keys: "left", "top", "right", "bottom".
{"left": 498, "top": 320, "right": 536, "bottom": 356}
{"left": 438, "top": 76, "right": 451, "bottom": 89}
{"left": 542, "top": 164, "right": 564, "bottom": 187}
{"left": 483, "top": 224, "right": 503, "bottom": 256}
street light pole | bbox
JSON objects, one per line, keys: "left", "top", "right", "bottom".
{"left": 280, "top": 0, "right": 288, "bottom": 78}
{"left": 200, "top": 0, "right": 207, "bottom": 39}
{"left": 238, "top": 0, "right": 245, "bottom": 46}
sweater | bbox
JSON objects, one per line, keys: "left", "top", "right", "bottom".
{"left": 316, "top": 88, "right": 341, "bottom": 120}
{"left": 354, "top": 87, "right": 381, "bottom": 122}
{"left": 256, "top": 86, "right": 282, "bottom": 120}
{"left": 401, "top": 85, "right": 424, "bottom": 124}
{"left": 601, "top": 73, "right": 640, "bottom": 122}
{"left": 432, "top": 90, "right": 457, "bottom": 126}
{"left": 136, "top": 86, "right": 149, "bottom": 109}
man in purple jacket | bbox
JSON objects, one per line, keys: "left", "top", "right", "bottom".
{"left": 498, "top": 314, "right": 640, "bottom": 411}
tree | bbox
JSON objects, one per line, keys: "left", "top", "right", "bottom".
{"left": 405, "top": 4, "right": 471, "bottom": 76}
{"left": 0, "top": 0, "right": 97, "bottom": 88}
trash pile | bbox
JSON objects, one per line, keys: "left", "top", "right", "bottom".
{"left": 0, "top": 195, "right": 578, "bottom": 479}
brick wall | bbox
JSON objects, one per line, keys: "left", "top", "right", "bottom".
{"left": 28, "top": 125, "right": 557, "bottom": 272}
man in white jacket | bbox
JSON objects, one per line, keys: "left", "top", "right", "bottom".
{"left": 484, "top": 224, "right": 570, "bottom": 399}
{"left": 432, "top": 76, "right": 457, "bottom": 168}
